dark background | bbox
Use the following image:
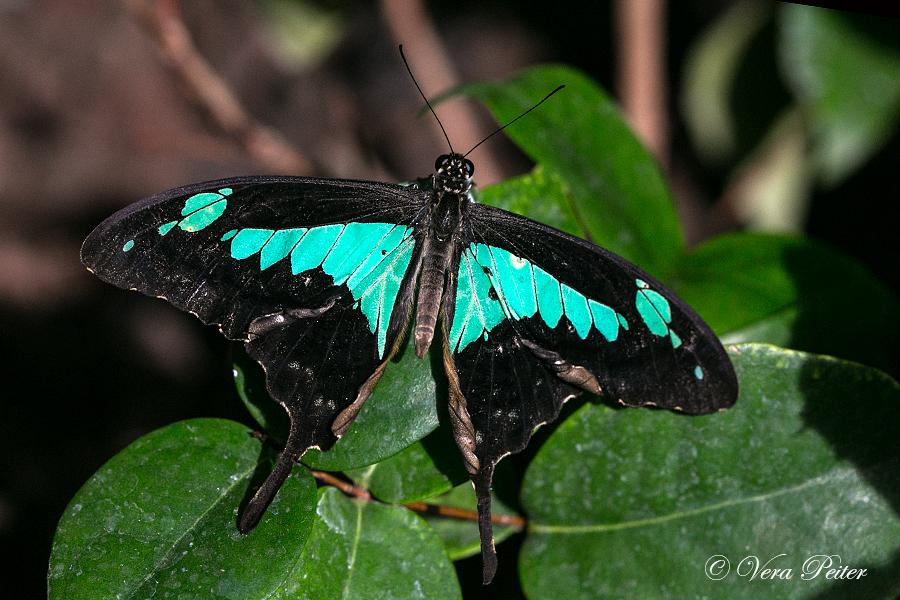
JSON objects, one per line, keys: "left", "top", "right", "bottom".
{"left": 1, "top": 1, "right": 898, "bottom": 597}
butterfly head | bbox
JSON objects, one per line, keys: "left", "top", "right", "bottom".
{"left": 435, "top": 153, "right": 474, "bottom": 198}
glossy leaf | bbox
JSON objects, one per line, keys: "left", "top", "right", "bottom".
{"left": 671, "top": 233, "right": 900, "bottom": 377}
{"left": 520, "top": 344, "right": 900, "bottom": 599}
{"left": 478, "top": 165, "right": 580, "bottom": 237}
{"left": 347, "top": 426, "right": 469, "bottom": 505}
{"left": 778, "top": 3, "right": 900, "bottom": 186}
{"left": 274, "top": 488, "right": 461, "bottom": 599}
{"left": 461, "top": 65, "right": 684, "bottom": 279}
{"left": 48, "top": 419, "right": 317, "bottom": 600}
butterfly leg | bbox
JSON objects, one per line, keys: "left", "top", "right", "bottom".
{"left": 520, "top": 338, "right": 603, "bottom": 395}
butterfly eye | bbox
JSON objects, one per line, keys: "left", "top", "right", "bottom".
{"left": 463, "top": 159, "right": 474, "bottom": 177}
{"left": 435, "top": 155, "right": 451, "bottom": 172}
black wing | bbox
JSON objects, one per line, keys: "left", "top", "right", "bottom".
{"left": 442, "top": 202, "right": 738, "bottom": 582}
{"left": 82, "top": 176, "right": 428, "bottom": 530}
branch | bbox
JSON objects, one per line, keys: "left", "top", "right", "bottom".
{"left": 379, "top": 0, "right": 505, "bottom": 185}
{"left": 310, "top": 470, "right": 526, "bottom": 528}
{"left": 615, "top": 0, "right": 669, "bottom": 169}
{"left": 126, "top": 0, "right": 314, "bottom": 174}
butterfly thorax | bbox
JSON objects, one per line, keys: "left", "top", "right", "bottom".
{"left": 412, "top": 153, "right": 474, "bottom": 358}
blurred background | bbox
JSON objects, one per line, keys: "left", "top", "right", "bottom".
{"left": 1, "top": 0, "right": 898, "bottom": 596}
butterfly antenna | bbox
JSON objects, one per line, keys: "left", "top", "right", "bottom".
{"left": 399, "top": 45, "right": 454, "bottom": 154}
{"left": 464, "top": 84, "right": 565, "bottom": 158}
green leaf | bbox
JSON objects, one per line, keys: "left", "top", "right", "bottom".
{"left": 778, "top": 4, "right": 900, "bottom": 186}
{"left": 479, "top": 165, "right": 580, "bottom": 237}
{"left": 347, "top": 426, "right": 469, "bottom": 505}
{"left": 520, "top": 344, "right": 900, "bottom": 599}
{"left": 420, "top": 483, "right": 521, "bottom": 561}
{"left": 670, "top": 233, "right": 900, "bottom": 376}
{"left": 234, "top": 340, "right": 441, "bottom": 471}
{"left": 275, "top": 488, "right": 461, "bottom": 599}
{"left": 48, "top": 419, "right": 317, "bottom": 600}
{"left": 461, "top": 65, "right": 683, "bottom": 278}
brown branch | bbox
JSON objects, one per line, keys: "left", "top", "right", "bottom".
{"left": 615, "top": 0, "right": 669, "bottom": 170}
{"left": 311, "top": 470, "right": 373, "bottom": 501}
{"left": 126, "top": 0, "right": 313, "bottom": 175}
{"left": 310, "top": 469, "right": 526, "bottom": 528}
{"left": 403, "top": 501, "right": 526, "bottom": 528}
{"left": 379, "top": 0, "right": 505, "bottom": 186}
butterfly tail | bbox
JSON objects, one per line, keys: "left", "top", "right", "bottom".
{"left": 471, "top": 465, "right": 498, "bottom": 585}
{"left": 239, "top": 421, "right": 307, "bottom": 534}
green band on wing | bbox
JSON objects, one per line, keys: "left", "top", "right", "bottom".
{"left": 635, "top": 279, "right": 672, "bottom": 337}
{"left": 228, "top": 222, "right": 414, "bottom": 358}
{"left": 178, "top": 188, "right": 232, "bottom": 232}
{"left": 634, "top": 279, "right": 688, "bottom": 352}
{"left": 449, "top": 243, "right": 625, "bottom": 353}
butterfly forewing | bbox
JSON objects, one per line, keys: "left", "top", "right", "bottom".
{"left": 81, "top": 177, "right": 428, "bottom": 454}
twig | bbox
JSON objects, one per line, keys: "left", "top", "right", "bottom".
{"left": 126, "top": 0, "right": 314, "bottom": 175}
{"left": 310, "top": 469, "right": 526, "bottom": 528}
{"left": 615, "top": 0, "right": 669, "bottom": 170}
{"left": 311, "top": 469, "right": 373, "bottom": 501}
{"left": 379, "top": 0, "right": 505, "bottom": 185}
{"left": 403, "top": 501, "right": 526, "bottom": 528}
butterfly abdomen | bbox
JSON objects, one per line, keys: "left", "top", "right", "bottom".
{"left": 413, "top": 177, "right": 470, "bottom": 358}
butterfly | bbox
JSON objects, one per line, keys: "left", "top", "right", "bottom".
{"left": 81, "top": 86, "right": 738, "bottom": 586}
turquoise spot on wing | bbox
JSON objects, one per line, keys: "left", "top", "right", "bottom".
{"left": 260, "top": 228, "right": 306, "bottom": 269}
{"left": 354, "top": 233, "right": 415, "bottom": 357}
{"left": 219, "top": 221, "right": 413, "bottom": 358}
{"left": 669, "top": 330, "right": 682, "bottom": 348}
{"left": 179, "top": 199, "right": 227, "bottom": 232}
{"left": 345, "top": 225, "right": 411, "bottom": 292}
{"left": 635, "top": 280, "right": 671, "bottom": 337}
{"left": 221, "top": 229, "right": 237, "bottom": 241}
{"left": 448, "top": 256, "right": 475, "bottom": 352}
{"left": 159, "top": 221, "right": 177, "bottom": 235}
{"left": 450, "top": 250, "right": 505, "bottom": 353}
{"left": 182, "top": 192, "right": 223, "bottom": 216}
{"left": 694, "top": 366, "right": 704, "bottom": 379}
{"left": 231, "top": 229, "right": 275, "bottom": 260}
{"left": 123, "top": 240, "right": 134, "bottom": 252}
{"left": 290, "top": 225, "right": 343, "bottom": 274}
{"left": 643, "top": 288, "right": 671, "bottom": 322}
{"left": 561, "top": 283, "right": 592, "bottom": 339}
{"left": 617, "top": 313, "right": 629, "bottom": 330}
{"left": 533, "top": 265, "right": 563, "bottom": 329}
{"left": 322, "top": 222, "right": 396, "bottom": 285}
{"left": 588, "top": 300, "right": 619, "bottom": 341}
{"left": 479, "top": 244, "right": 537, "bottom": 320}
{"left": 635, "top": 290, "right": 668, "bottom": 336}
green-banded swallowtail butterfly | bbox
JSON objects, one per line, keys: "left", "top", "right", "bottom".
{"left": 81, "top": 74, "right": 738, "bottom": 585}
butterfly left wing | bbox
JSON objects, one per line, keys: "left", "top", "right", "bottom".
{"left": 82, "top": 176, "right": 427, "bottom": 531}
{"left": 441, "top": 202, "right": 738, "bottom": 583}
